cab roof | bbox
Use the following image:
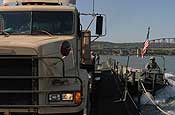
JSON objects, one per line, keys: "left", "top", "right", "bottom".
{"left": 0, "top": 5, "right": 77, "bottom": 12}
{"left": 3, "top": 0, "right": 76, "bottom": 4}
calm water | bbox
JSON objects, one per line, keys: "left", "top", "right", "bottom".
{"left": 101, "top": 55, "right": 175, "bottom": 115}
{"left": 101, "top": 55, "right": 175, "bottom": 74}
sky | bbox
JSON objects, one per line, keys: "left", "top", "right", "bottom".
{"left": 76, "top": 0, "right": 175, "bottom": 43}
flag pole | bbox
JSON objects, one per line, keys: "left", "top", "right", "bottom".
{"left": 146, "top": 27, "right": 150, "bottom": 39}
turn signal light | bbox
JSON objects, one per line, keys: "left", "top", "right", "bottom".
{"left": 75, "top": 91, "right": 81, "bottom": 105}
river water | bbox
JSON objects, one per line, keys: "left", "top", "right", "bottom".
{"left": 100, "top": 55, "right": 175, "bottom": 115}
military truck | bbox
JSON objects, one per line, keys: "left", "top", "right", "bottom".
{"left": 0, "top": 0, "right": 105, "bottom": 115}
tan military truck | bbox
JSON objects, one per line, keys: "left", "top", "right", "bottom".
{"left": 0, "top": 0, "right": 104, "bottom": 115}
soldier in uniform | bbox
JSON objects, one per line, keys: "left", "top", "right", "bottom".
{"left": 145, "top": 56, "right": 160, "bottom": 70}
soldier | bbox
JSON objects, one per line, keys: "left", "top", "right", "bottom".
{"left": 91, "top": 52, "right": 96, "bottom": 65}
{"left": 145, "top": 56, "right": 160, "bottom": 70}
{"left": 96, "top": 54, "right": 100, "bottom": 64}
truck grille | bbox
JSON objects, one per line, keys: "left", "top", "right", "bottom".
{"left": 0, "top": 57, "right": 38, "bottom": 105}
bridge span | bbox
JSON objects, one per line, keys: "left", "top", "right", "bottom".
{"left": 150, "top": 38, "right": 175, "bottom": 43}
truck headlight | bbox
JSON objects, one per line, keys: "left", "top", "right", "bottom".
{"left": 49, "top": 93, "right": 61, "bottom": 102}
{"left": 62, "top": 93, "right": 73, "bottom": 101}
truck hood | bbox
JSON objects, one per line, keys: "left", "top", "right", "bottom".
{"left": 0, "top": 35, "right": 74, "bottom": 55}
{"left": 0, "top": 35, "right": 73, "bottom": 47}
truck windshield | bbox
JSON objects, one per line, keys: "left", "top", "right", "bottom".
{"left": 0, "top": 11, "right": 74, "bottom": 35}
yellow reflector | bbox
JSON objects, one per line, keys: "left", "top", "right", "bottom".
{"left": 75, "top": 92, "right": 81, "bottom": 105}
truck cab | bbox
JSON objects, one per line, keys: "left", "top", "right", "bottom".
{"left": 0, "top": 0, "right": 103, "bottom": 115}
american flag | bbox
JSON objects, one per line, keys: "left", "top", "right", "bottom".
{"left": 141, "top": 27, "right": 150, "bottom": 58}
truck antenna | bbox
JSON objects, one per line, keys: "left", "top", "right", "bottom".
{"left": 92, "top": 0, "right": 95, "bottom": 14}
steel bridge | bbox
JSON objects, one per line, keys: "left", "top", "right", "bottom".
{"left": 150, "top": 38, "right": 175, "bottom": 43}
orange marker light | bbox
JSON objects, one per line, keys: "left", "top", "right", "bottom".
{"left": 75, "top": 92, "right": 81, "bottom": 105}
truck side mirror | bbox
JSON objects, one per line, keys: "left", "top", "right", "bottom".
{"left": 96, "top": 15, "right": 103, "bottom": 35}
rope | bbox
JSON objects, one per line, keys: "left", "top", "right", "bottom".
{"left": 140, "top": 81, "right": 172, "bottom": 115}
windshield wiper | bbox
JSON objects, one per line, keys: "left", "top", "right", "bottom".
{"left": 32, "top": 30, "right": 53, "bottom": 37}
{"left": 0, "top": 31, "right": 10, "bottom": 36}
{"left": 0, "top": 28, "right": 15, "bottom": 36}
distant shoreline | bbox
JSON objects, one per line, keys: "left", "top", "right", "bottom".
{"left": 92, "top": 41, "right": 175, "bottom": 56}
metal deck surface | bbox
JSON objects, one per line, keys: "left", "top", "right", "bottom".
{"left": 91, "top": 70, "right": 141, "bottom": 115}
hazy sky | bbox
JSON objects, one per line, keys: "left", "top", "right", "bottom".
{"left": 77, "top": 0, "right": 175, "bottom": 43}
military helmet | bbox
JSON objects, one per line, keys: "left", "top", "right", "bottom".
{"left": 150, "top": 56, "right": 155, "bottom": 60}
